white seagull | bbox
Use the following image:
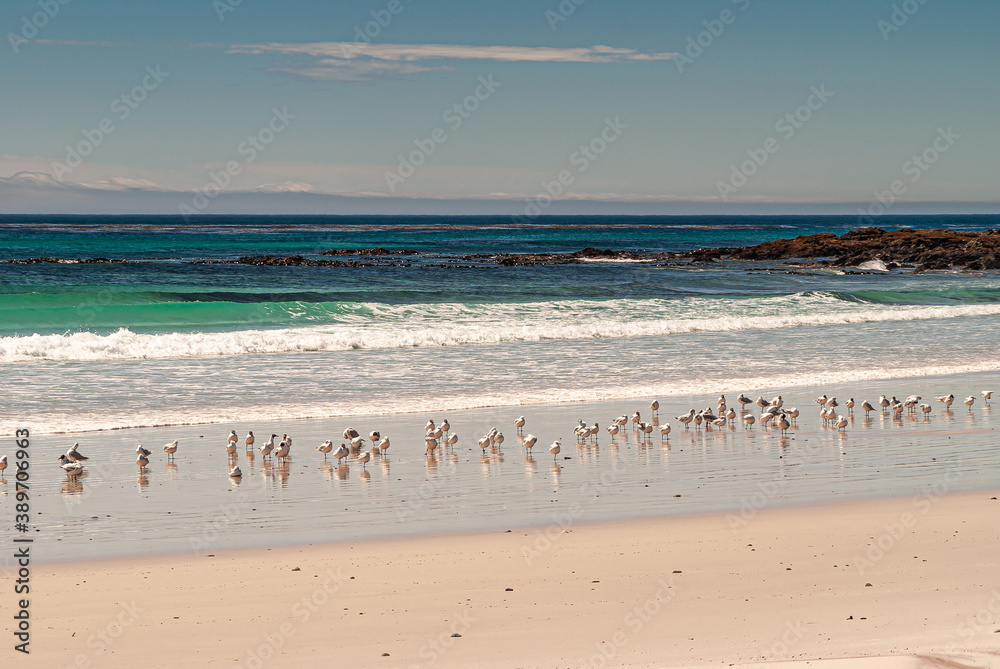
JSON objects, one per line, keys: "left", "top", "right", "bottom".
{"left": 66, "top": 443, "right": 89, "bottom": 462}
{"left": 58, "top": 454, "right": 84, "bottom": 476}
{"left": 514, "top": 416, "right": 526, "bottom": 433}
{"left": 244, "top": 431, "right": 255, "bottom": 448}
{"left": 163, "top": 439, "right": 179, "bottom": 461}
{"left": 228, "top": 430, "right": 238, "bottom": 445}
{"left": 548, "top": 440, "right": 561, "bottom": 461}
{"left": 317, "top": 440, "right": 334, "bottom": 459}
{"left": 334, "top": 443, "right": 350, "bottom": 463}
{"left": 981, "top": 391, "right": 993, "bottom": 404}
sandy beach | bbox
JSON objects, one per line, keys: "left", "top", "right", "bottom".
{"left": 21, "top": 488, "right": 1000, "bottom": 668}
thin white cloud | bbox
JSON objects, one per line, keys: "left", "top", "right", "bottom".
{"left": 33, "top": 39, "right": 118, "bottom": 47}
{"left": 225, "top": 42, "right": 675, "bottom": 80}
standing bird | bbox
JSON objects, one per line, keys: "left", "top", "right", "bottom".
{"left": 523, "top": 434, "right": 538, "bottom": 453}
{"left": 743, "top": 413, "right": 756, "bottom": 430}
{"left": 756, "top": 396, "right": 770, "bottom": 409}
{"left": 878, "top": 395, "right": 891, "bottom": 412}
{"left": 369, "top": 431, "right": 380, "bottom": 443}
{"left": 631, "top": 412, "right": 641, "bottom": 430}
{"left": 606, "top": 423, "right": 620, "bottom": 439}
{"left": 815, "top": 394, "right": 828, "bottom": 407}
{"left": 836, "top": 415, "right": 849, "bottom": 431}
{"left": 357, "top": 450, "right": 371, "bottom": 469}
{"left": 677, "top": 409, "right": 695, "bottom": 429}
{"left": 163, "top": 439, "right": 179, "bottom": 461}
{"left": 514, "top": 416, "right": 526, "bottom": 434}
{"left": 440, "top": 420, "right": 450, "bottom": 437}
{"left": 659, "top": 423, "right": 671, "bottom": 439}
{"left": 920, "top": 403, "right": 932, "bottom": 417}
{"left": 936, "top": 394, "right": 955, "bottom": 408}
{"left": 478, "top": 436, "right": 491, "bottom": 454}
{"left": 244, "top": 431, "right": 255, "bottom": 449}
{"left": 226, "top": 441, "right": 238, "bottom": 456}
{"left": 493, "top": 432, "right": 505, "bottom": 450}
{"left": 334, "top": 443, "right": 350, "bottom": 463}
{"left": 228, "top": 430, "right": 238, "bottom": 445}
{"left": 726, "top": 407, "right": 737, "bottom": 424}
{"left": 845, "top": 398, "right": 855, "bottom": 413}
{"left": 650, "top": 399, "right": 660, "bottom": 416}
{"left": 259, "top": 434, "right": 276, "bottom": 459}
{"left": 379, "top": 436, "right": 392, "bottom": 453}
{"left": 317, "top": 440, "right": 333, "bottom": 459}
{"left": 228, "top": 466, "right": 242, "bottom": 478}
{"left": 860, "top": 400, "right": 876, "bottom": 417}
{"left": 737, "top": 393, "right": 753, "bottom": 410}
{"left": 548, "top": 440, "right": 562, "bottom": 461}
{"left": 136, "top": 451, "right": 150, "bottom": 470}
{"left": 771, "top": 395, "right": 783, "bottom": 409}
{"left": 0, "top": 455, "right": 7, "bottom": 478}
{"left": 343, "top": 427, "right": 360, "bottom": 440}
{"left": 981, "top": 391, "right": 993, "bottom": 404}
{"left": 786, "top": 407, "right": 800, "bottom": 424}
{"left": 66, "top": 443, "right": 89, "bottom": 462}
{"left": 424, "top": 419, "right": 435, "bottom": 433}
{"left": 136, "top": 444, "right": 152, "bottom": 457}
{"left": 964, "top": 396, "right": 976, "bottom": 410}
{"left": 59, "top": 454, "right": 85, "bottom": 476}
{"left": 777, "top": 414, "right": 791, "bottom": 435}
{"left": 827, "top": 397, "right": 838, "bottom": 410}
{"left": 274, "top": 439, "right": 290, "bottom": 461}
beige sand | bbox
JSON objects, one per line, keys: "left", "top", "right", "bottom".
{"left": 22, "top": 489, "right": 1000, "bottom": 668}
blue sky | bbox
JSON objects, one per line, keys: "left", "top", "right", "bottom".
{"left": 1, "top": 0, "right": 997, "bottom": 214}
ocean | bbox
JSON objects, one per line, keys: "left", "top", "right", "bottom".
{"left": 3, "top": 213, "right": 1000, "bottom": 561}
{"left": 2, "top": 213, "right": 1000, "bottom": 435}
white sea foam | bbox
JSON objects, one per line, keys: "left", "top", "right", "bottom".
{"left": 4, "top": 295, "right": 1000, "bottom": 362}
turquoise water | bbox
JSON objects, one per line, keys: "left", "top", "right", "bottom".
{"left": 1, "top": 214, "right": 999, "bottom": 433}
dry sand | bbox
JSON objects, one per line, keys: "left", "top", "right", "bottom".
{"left": 20, "top": 489, "right": 1000, "bottom": 668}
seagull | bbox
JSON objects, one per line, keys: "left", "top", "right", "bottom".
{"left": 693, "top": 412, "right": 704, "bottom": 430}
{"left": 478, "top": 436, "right": 490, "bottom": 453}
{"left": 836, "top": 415, "right": 849, "bottom": 431}
{"left": 514, "top": 416, "right": 526, "bottom": 433}
{"left": 650, "top": 399, "right": 659, "bottom": 415}
{"left": 59, "top": 454, "right": 84, "bottom": 476}
{"left": 756, "top": 396, "right": 770, "bottom": 409}
{"left": 523, "top": 434, "right": 538, "bottom": 452}
{"left": 378, "top": 436, "right": 392, "bottom": 453}
{"left": 777, "top": 414, "right": 790, "bottom": 435}
{"left": 350, "top": 436, "right": 367, "bottom": 452}
{"left": 677, "top": 409, "right": 695, "bottom": 429}
{"left": 259, "top": 434, "right": 276, "bottom": 459}
{"left": 66, "top": 443, "right": 89, "bottom": 462}
{"left": 334, "top": 443, "right": 350, "bottom": 463}
{"left": 0, "top": 455, "right": 6, "bottom": 478}
{"left": 548, "top": 440, "right": 561, "bottom": 461}
{"left": 861, "top": 400, "right": 876, "bottom": 416}
{"left": 759, "top": 412, "right": 774, "bottom": 428}
{"left": 424, "top": 436, "right": 439, "bottom": 454}
{"left": 964, "top": 396, "right": 976, "bottom": 409}
{"left": 737, "top": 393, "right": 753, "bottom": 409}
{"left": 244, "top": 431, "right": 255, "bottom": 449}
{"left": 424, "top": 419, "right": 435, "bottom": 433}
{"left": 815, "top": 394, "right": 828, "bottom": 406}
{"left": 982, "top": 391, "right": 993, "bottom": 404}
{"left": 771, "top": 395, "right": 783, "bottom": 408}
{"left": 640, "top": 421, "right": 654, "bottom": 439}
{"left": 494, "top": 432, "right": 505, "bottom": 449}
{"left": 357, "top": 450, "right": 371, "bottom": 469}
{"left": 136, "top": 452, "right": 150, "bottom": 470}
{"left": 659, "top": 423, "right": 671, "bottom": 438}
{"left": 878, "top": 395, "right": 891, "bottom": 412}
{"left": 317, "top": 440, "right": 333, "bottom": 459}
{"left": 226, "top": 441, "right": 238, "bottom": 456}
{"left": 631, "top": 412, "right": 641, "bottom": 429}
{"left": 904, "top": 396, "right": 919, "bottom": 412}
{"left": 936, "top": 394, "right": 955, "bottom": 408}
{"left": 726, "top": 407, "right": 737, "bottom": 424}
{"left": 228, "top": 466, "right": 242, "bottom": 478}
{"left": 440, "top": 420, "right": 450, "bottom": 435}
{"left": 136, "top": 444, "right": 151, "bottom": 457}
{"left": 228, "top": 430, "right": 238, "bottom": 445}
{"left": 606, "top": 423, "right": 620, "bottom": 439}
{"left": 920, "top": 403, "right": 932, "bottom": 416}
{"left": 162, "top": 439, "right": 179, "bottom": 461}
{"left": 369, "top": 431, "right": 380, "bottom": 443}
{"left": 827, "top": 397, "right": 838, "bottom": 410}
{"left": 274, "top": 440, "right": 290, "bottom": 460}
{"left": 743, "top": 413, "right": 755, "bottom": 429}
{"left": 786, "top": 407, "right": 799, "bottom": 424}
{"left": 343, "top": 427, "right": 360, "bottom": 440}
{"left": 845, "top": 398, "right": 855, "bottom": 413}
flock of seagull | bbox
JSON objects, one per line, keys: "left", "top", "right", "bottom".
{"left": 11, "top": 388, "right": 989, "bottom": 484}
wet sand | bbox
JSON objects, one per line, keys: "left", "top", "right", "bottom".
{"left": 12, "top": 370, "right": 1000, "bottom": 562}
{"left": 22, "top": 489, "right": 1000, "bottom": 668}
